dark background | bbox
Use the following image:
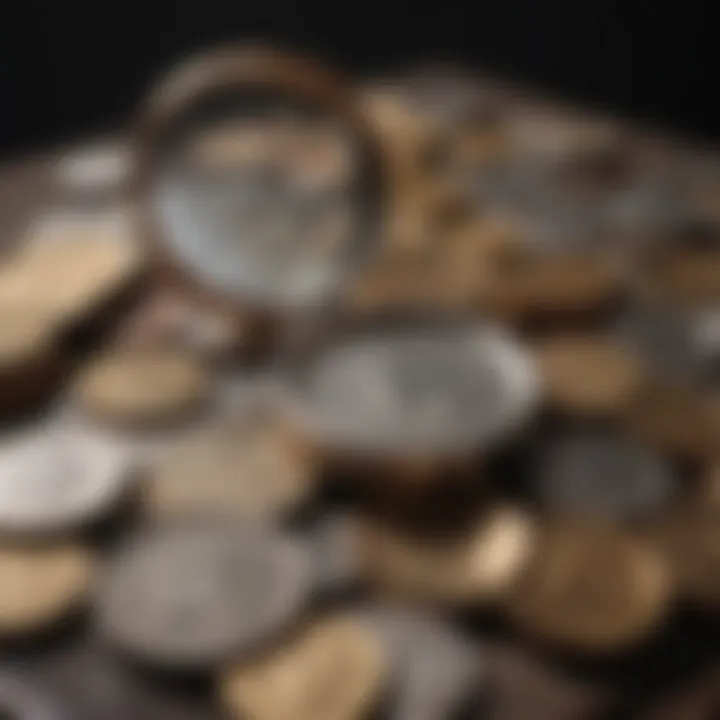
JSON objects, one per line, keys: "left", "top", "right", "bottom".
{"left": 0, "top": 0, "right": 715, "bottom": 158}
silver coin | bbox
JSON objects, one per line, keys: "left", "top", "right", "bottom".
{"left": 0, "top": 670, "right": 69, "bottom": 720}
{"left": 292, "top": 321, "right": 538, "bottom": 454}
{"left": 97, "top": 519, "right": 317, "bottom": 667}
{"left": 0, "top": 421, "right": 135, "bottom": 533}
{"left": 534, "top": 429, "right": 677, "bottom": 520}
{"left": 361, "top": 608, "right": 487, "bottom": 720}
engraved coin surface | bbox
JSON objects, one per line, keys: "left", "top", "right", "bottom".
{"left": 97, "top": 520, "right": 316, "bottom": 667}
{"left": 506, "top": 519, "right": 673, "bottom": 652}
{"left": 533, "top": 429, "right": 677, "bottom": 521}
{"left": 0, "top": 423, "right": 134, "bottom": 533}
{"left": 0, "top": 543, "right": 93, "bottom": 635}
{"left": 74, "top": 349, "right": 211, "bottom": 429}
{"left": 220, "top": 614, "right": 388, "bottom": 720}
{"left": 293, "top": 320, "right": 538, "bottom": 454}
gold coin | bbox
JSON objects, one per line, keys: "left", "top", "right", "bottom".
{"left": 74, "top": 349, "right": 210, "bottom": 429}
{"left": 145, "top": 414, "right": 316, "bottom": 521}
{"left": 654, "top": 506, "right": 720, "bottom": 608}
{"left": 623, "top": 382, "right": 720, "bottom": 459}
{"left": 359, "top": 506, "right": 536, "bottom": 607}
{"left": 220, "top": 614, "right": 387, "bottom": 720}
{"left": 533, "top": 335, "right": 647, "bottom": 416}
{"left": 0, "top": 542, "right": 94, "bottom": 635}
{"left": 506, "top": 518, "right": 673, "bottom": 653}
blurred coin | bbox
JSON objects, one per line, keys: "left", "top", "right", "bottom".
{"left": 144, "top": 412, "right": 316, "bottom": 522}
{"left": 533, "top": 334, "right": 646, "bottom": 416}
{"left": 359, "top": 506, "right": 536, "bottom": 607}
{"left": 74, "top": 348, "right": 210, "bottom": 429}
{"left": 654, "top": 506, "right": 720, "bottom": 608}
{"left": 97, "top": 520, "right": 316, "bottom": 667}
{"left": 362, "top": 607, "right": 487, "bottom": 720}
{"left": 0, "top": 422, "right": 135, "bottom": 533}
{"left": 289, "top": 319, "right": 538, "bottom": 457}
{"left": 532, "top": 428, "right": 677, "bottom": 521}
{"left": 623, "top": 382, "right": 720, "bottom": 459}
{"left": 220, "top": 613, "right": 387, "bottom": 720}
{"left": 506, "top": 519, "right": 673, "bottom": 653}
{"left": 0, "top": 542, "right": 93, "bottom": 635}
{"left": 488, "top": 643, "right": 610, "bottom": 720}
{"left": 0, "top": 671, "right": 70, "bottom": 720}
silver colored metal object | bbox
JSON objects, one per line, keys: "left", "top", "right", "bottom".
{"left": 292, "top": 320, "right": 539, "bottom": 455}
{"left": 96, "top": 520, "right": 317, "bottom": 667}
{"left": 535, "top": 429, "right": 677, "bottom": 520}
{"left": 362, "top": 608, "right": 487, "bottom": 720}
{"left": 0, "top": 421, "right": 135, "bottom": 534}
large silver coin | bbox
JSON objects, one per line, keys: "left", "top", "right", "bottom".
{"left": 290, "top": 320, "right": 538, "bottom": 454}
{"left": 361, "top": 608, "right": 487, "bottom": 720}
{"left": 96, "top": 520, "right": 316, "bottom": 667}
{"left": 0, "top": 422, "right": 134, "bottom": 534}
{"left": 534, "top": 428, "right": 677, "bottom": 521}
{"left": 0, "top": 670, "right": 70, "bottom": 720}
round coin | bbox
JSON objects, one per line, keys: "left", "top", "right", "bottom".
{"left": 506, "top": 519, "right": 673, "bottom": 653}
{"left": 73, "top": 348, "right": 210, "bottom": 429}
{"left": 287, "top": 318, "right": 539, "bottom": 457}
{"left": 361, "top": 607, "right": 488, "bottom": 720}
{"left": 220, "top": 613, "right": 387, "bottom": 720}
{"left": 97, "top": 520, "right": 316, "bottom": 667}
{"left": 0, "top": 423, "right": 135, "bottom": 533}
{"left": 0, "top": 542, "right": 93, "bottom": 636}
{"left": 532, "top": 428, "right": 678, "bottom": 521}
{"left": 533, "top": 334, "right": 647, "bottom": 416}
{"left": 144, "top": 413, "right": 316, "bottom": 522}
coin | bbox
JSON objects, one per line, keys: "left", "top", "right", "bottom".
{"left": 506, "top": 519, "right": 673, "bottom": 652}
{"left": 488, "top": 644, "right": 610, "bottom": 720}
{"left": 532, "top": 428, "right": 677, "bottom": 521}
{"left": 0, "top": 671, "right": 70, "bottom": 720}
{"left": 289, "top": 320, "right": 539, "bottom": 457}
{"left": 220, "top": 613, "right": 387, "bottom": 720}
{"left": 0, "top": 422, "right": 134, "bottom": 533}
{"left": 74, "top": 348, "right": 211, "bottom": 429}
{"left": 97, "top": 520, "right": 316, "bottom": 667}
{"left": 533, "top": 334, "right": 647, "bottom": 416}
{"left": 144, "top": 413, "right": 315, "bottom": 521}
{"left": 0, "top": 542, "right": 93, "bottom": 635}
{"left": 362, "top": 608, "right": 487, "bottom": 720}
{"left": 623, "top": 382, "right": 720, "bottom": 459}
{"left": 654, "top": 506, "right": 720, "bottom": 608}
{"left": 359, "top": 506, "right": 536, "bottom": 607}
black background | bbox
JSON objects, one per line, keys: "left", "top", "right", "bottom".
{"left": 0, "top": 0, "right": 716, "bottom": 158}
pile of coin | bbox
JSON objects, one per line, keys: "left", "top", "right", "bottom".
{"left": 0, "top": 44, "right": 718, "bottom": 720}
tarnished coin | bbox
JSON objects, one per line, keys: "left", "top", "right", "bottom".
{"left": 532, "top": 428, "right": 677, "bottom": 521}
{"left": 359, "top": 506, "right": 536, "bottom": 606}
{"left": 144, "top": 413, "right": 315, "bottom": 521}
{"left": 74, "top": 348, "right": 210, "bottom": 429}
{"left": 0, "top": 542, "right": 93, "bottom": 635}
{"left": 220, "top": 613, "right": 387, "bottom": 720}
{"left": 289, "top": 319, "right": 538, "bottom": 457}
{"left": 0, "top": 671, "right": 70, "bottom": 720}
{"left": 506, "top": 519, "right": 673, "bottom": 653}
{"left": 654, "top": 506, "right": 720, "bottom": 608}
{"left": 362, "top": 608, "right": 487, "bottom": 720}
{"left": 97, "top": 520, "right": 316, "bottom": 667}
{"left": 623, "top": 382, "right": 720, "bottom": 459}
{"left": 0, "top": 423, "right": 134, "bottom": 533}
{"left": 533, "top": 334, "right": 646, "bottom": 416}
{"left": 488, "top": 644, "right": 610, "bottom": 720}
